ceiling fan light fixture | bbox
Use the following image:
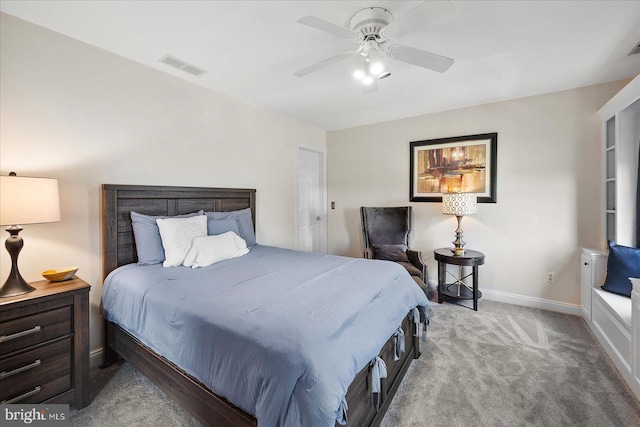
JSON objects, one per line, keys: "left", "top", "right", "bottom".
{"left": 353, "top": 52, "right": 389, "bottom": 86}
{"left": 366, "top": 46, "right": 390, "bottom": 80}
{"left": 361, "top": 75, "right": 375, "bottom": 85}
{"left": 352, "top": 54, "right": 368, "bottom": 80}
{"left": 369, "top": 60, "right": 385, "bottom": 76}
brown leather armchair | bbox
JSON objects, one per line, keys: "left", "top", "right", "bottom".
{"left": 360, "top": 207, "right": 429, "bottom": 294}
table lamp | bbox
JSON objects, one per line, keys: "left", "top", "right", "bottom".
{"left": 442, "top": 192, "right": 477, "bottom": 256}
{"left": 0, "top": 173, "right": 61, "bottom": 297}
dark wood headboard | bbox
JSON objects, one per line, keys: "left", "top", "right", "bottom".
{"left": 101, "top": 184, "right": 256, "bottom": 279}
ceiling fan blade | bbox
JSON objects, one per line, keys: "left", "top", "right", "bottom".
{"left": 297, "top": 16, "right": 360, "bottom": 40}
{"left": 382, "top": 0, "right": 455, "bottom": 39}
{"left": 387, "top": 44, "right": 454, "bottom": 73}
{"left": 294, "top": 52, "right": 353, "bottom": 77}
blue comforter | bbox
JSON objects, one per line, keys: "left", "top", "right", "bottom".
{"left": 101, "top": 245, "right": 428, "bottom": 426}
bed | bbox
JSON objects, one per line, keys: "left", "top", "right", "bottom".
{"left": 100, "top": 184, "right": 428, "bottom": 426}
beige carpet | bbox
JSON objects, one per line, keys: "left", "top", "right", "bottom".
{"left": 381, "top": 301, "right": 640, "bottom": 427}
{"left": 72, "top": 300, "right": 640, "bottom": 426}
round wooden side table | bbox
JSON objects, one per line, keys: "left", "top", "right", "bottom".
{"left": 434, "top": 248, "right": 485, "bottom": 311}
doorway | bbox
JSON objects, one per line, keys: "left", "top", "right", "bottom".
{"left": 296, "top": 144, "right": 327, "bottom": 253}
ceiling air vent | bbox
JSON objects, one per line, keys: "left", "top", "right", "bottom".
{"left": 158, "top": 54, "right": 207, "bottom": 77}
{"left": 628, "top": 40, "right": 640, "bottom": 56}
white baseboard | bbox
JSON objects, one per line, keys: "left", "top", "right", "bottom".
{"left": 90, "top": 348, "right": 104, "bottom": 369}
{"left": 427, "top": 279, "right": 582, "bottom": 316}
{"left": 480, "top": 289, "right": 583, "bottom": 315}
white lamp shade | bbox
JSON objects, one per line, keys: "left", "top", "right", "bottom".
{"left": 0, "top": 175, "right": 61, "bottom": 225}
{"left": 442, "top": 192, "right": 477, "bottom": 216}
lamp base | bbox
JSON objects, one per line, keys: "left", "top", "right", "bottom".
{"left": 451, "top": 215, "right": 466, "bottom": 256}
{"left": 0, "top": 275, "right": 36, "bottom": 298}
{"left": 1, "top": 225, "right": 36, "bottom": 298}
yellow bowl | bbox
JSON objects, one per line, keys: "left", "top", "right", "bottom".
{"left": 42, "top": 267, "right": 78, "bottom": 282}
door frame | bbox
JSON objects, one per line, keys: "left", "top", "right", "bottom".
{"left": 295, "top": 142, "right": 328, "bottom": 253}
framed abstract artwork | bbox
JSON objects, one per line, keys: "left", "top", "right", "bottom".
{"left": 410, "top": 133, "right": 497, "bottom": 203}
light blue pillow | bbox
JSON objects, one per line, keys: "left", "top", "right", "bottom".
{"left": 207, "top": 217, "right": 240, "bottom": 236}
{"left": 131, "top": 211, "right": 203, "bottom": 265}
{"left": 205, "top": 208, "right": 256, "bottom": 246}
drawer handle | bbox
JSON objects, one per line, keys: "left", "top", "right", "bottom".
{"left": 0, "top": 325, "right": 41, "bottom": 343}
{"left": 1, "top": 386, "right": 41, "bottom": 404}
{"left": 1, "top": 359, "right": 41, "bottom": 379}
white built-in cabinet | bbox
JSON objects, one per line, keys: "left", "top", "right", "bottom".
{"left": 633, "top": 278, "right": 640, "bottom": 396}
{"left": 581, "top": 248, "right": 640, "bottom": 401}
{"left": 586, "top": 75, "right": 640, "bottom": 401}
{"left": 580, "top": 248, "right": 607, "bottom": 320}
{"left": 599, "top": 75, "right": 640, "bottom": 247}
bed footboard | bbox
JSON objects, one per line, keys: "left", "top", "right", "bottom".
{"left": 339, "top": 311, "right": 419, "bottom": 427}
{"left": 103, "top": 320, "right": 257, "bottom": 427}
{"left": 102, "top": 310, "right": 420, "bottom": 427}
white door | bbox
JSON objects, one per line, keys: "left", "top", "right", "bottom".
{"left": 296, "top": 145, "right": 326, "bottom": 252}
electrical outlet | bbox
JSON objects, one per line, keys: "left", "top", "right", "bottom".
{"left": 546, "top": 272, "right": 555, "bottom": 283}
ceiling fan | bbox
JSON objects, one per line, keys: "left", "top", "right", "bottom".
{"left": 294, "top": 0, "right": 456, "bottom": 91}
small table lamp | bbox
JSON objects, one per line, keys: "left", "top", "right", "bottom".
{"left": 442, "top": 192, "right": 477, "bottom": 256}
{"left": 0, "top": 173, "right": 61, "bottom": 297}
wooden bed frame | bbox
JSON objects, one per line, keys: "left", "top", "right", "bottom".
{"left": 101, "top": 184, "right": 420, "bottom": 427}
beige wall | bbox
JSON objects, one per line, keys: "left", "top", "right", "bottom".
{"left": 327, "top": 80, "right": 627, "bottom": 311}
{"left": 0, "top": 14, "right": 325, "bottom": 358}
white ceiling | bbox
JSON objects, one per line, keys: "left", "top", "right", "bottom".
{"left": 1, "top": 0, "right": 639, "bottom": 131}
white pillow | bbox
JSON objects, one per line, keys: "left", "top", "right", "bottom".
{"left": 183, "top": 232, "right": 249, "bottom": 268}
{"left": 156, "top": 215, "right": 207, "bottom": 267}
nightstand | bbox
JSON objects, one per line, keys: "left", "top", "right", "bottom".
{"left": 0, "top": 277, "right": 90, "bottom": 408}
{"left": 434, "top": 248, "right": 485, "bottom": 311}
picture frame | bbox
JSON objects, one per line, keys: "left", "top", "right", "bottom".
{"left": 410, "top": 132, "right": 497, "bottom": 203}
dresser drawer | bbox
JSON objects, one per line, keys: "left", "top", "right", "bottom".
{"left": 0, "top": 338, "right": 72, "bottom": 404}
{"left": 0, "top": 278, "right": 90, "bottom": 408}
{"left": 0, "top": 306, "right": 72, "bottom": 355}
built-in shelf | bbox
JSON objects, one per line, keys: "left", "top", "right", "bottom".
{"left": 599, "top": 75, "right": 640, "bottom": 247}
